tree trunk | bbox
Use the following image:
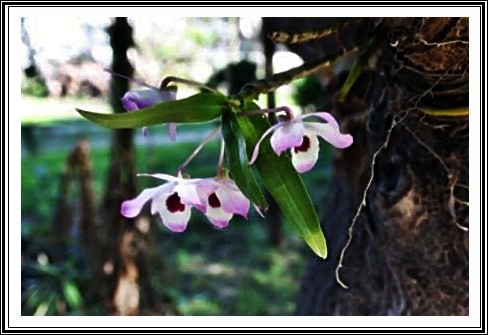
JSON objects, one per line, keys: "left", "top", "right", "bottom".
{"left": 262, "top": 18, "right": 470, "bottom": 316}
{"left": 101, "top": 17, "right": 155, "bottom": 315}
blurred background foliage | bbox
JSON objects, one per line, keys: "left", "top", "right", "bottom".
{"left": 21, "top": 17, "right": 333, "bottom": 316}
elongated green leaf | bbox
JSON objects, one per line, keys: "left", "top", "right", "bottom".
{"left": 63, "top": 280, "right": 83, "bottom": 309}
{"left": 76, "top": 92, "right": 229, "bottom": 128}
{"left": 221, "top": 111, "right": 268, "bottom": 212}
{"left": 236, "top": 102, "right": 327, "bottom": 259}
{"left": 337, "top": 29, "right": 385, "bottom": 101}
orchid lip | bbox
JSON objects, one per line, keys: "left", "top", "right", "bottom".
{"left": 208, "top": 193, "right": 221, "bottom": 208}
{"left": 166, "top": 192, "right": 186, "bottom": 213}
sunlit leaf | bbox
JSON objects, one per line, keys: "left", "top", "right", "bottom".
{"left": 236, "top": 101, "right": 327, "bottom": 259}
{"left": 34, "top": 293, "right": 56, "bottom": 316}
{"left": 76, "top": 92, "right": 229, "bottom": 128}
{"left": 63, "top": 280, "right": 83, "bottom": 309}
{"left": 221, "top": 111, "right": 268, "bottom": 212}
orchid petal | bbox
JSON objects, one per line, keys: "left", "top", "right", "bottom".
{"left": 154, "top": 194, "right": 192, "bottom": 233}
{"left": 298, "top": 112, "right": 340, "bottom": 129}
{"left": 304, "top": 122, "right": 353, "bottom": 149}
{"left": 160, "top": 89, "right": 177, "bottom": 102}
{"left": 150, "top": 183, "right": 176, "bottom": 215}
{"left": 122, "top": 88, "right": 177, "bottom": 141}
{"left": 194, "top": 179, "right": 221, "bottom": 212}
{"left": 269, "top": 121, "right": 305, "bottom": 156}
{"left": 175, "top": 179, "right": 218, "bottom": 210}
{"left": 121, "top": 99, "right": 138, "bottom": 112}
{"left": 205, "top": 204, "right": 233, "bottom": 229}
{"left": 121, "top": 89, "right": 165, "bottom": 111}
{"left": 137, "top": 173, "right": 180, "bottom": 183}
{"left": 216, "top": 179, "right": 250, "bottom": 218}
{"left": 250, "top": 122, "right": 284, "bottom": 164}
{"left": 120, "top": 185, "right": 167, "bottom": 218}
{"left": 291, "top": 133, "right": 320, "bottom": 173}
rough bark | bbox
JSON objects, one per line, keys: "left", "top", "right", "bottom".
{"left": 263, "top": 17, "right": 469, "bottom": 316}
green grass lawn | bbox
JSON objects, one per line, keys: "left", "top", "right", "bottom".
{"left": 21, "top": 96, "right": 110, "bottom": 124}
{"left": 21, "top": 118, "right": 334, "bottom": 316}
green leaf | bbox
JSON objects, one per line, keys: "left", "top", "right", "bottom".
{"left": 76, "top": 92, "right": 229, "bottom": 129}
{"left": 236, "top": 101, "right": 327, "bottom": 259}
{"left": 63, "top": 280, "right": 83, "bottom": 309}
{"left": 337, "top": 29, "right": 385, "bottom": 101}
{"left": 221, "top": 111, "right": 268, "bottom": 212}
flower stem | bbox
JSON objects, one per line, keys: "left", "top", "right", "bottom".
{"left": 177, "top": 127, "right": 221, "bottom": 176}
{"left": 160, "top": 76, "right": 218, "bottom": 93}
{"left": 240, "top": 106, "right": 295, "bottom": 120}
{"left": 232, "top": 48, "right": 347, "bottom": 102}
{"left": 217, "top": 138, "right": 226, "bottom": 177}
{"left": 103, "top": 68, "right": 160, "bottom": 92}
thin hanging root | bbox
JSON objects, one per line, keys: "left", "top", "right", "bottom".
{"left": 456, "top": 199, "right": 469, "bottom": 206}
{"left": 403, "top": 125, "right": 449, "bottom": 172}
{"left": 335, "top": 113, "right": 407, "bottom": 289}
{"left": 335, "top": 54, "right": 468, "bottom": 288}
{"left": 418, "top": 38, "right": 469, "bottom": 46}
{"left": 447, "top": 172, "right": 469, "bottom": 232}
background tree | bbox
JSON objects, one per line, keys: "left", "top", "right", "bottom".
{"left": 102, "top": 17, "right": 155, "bottom": 315}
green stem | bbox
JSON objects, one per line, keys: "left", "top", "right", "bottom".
{"left": 160, "top": 76, "right": 218, "bottom": 93}
{"left": 240, "top": 106, "right": 295, "bottom": 120}
{"left": 232, "top": 48, "right": 348, "bottom": 102}
{"left": 217, "top": 138, "right": 227, "bottom": 177}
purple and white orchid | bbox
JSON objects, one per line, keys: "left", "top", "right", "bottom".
{"left": 250, "top": 110, "right": 353, "bottom": 173}
{"left": 121, "top": 88, "right": 177, "bottom": 140}
{"left": 120, "top": 173, "right": 250, "bottom": 232}
{"left": 120, "top": 173, "right": 212, "bottom": 232}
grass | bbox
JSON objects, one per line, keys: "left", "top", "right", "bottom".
{"left": 21, "top": 118, "right": 335, "bottom": 316}
{"left": 21, "top": 96, "right": 110, "bottom": 124}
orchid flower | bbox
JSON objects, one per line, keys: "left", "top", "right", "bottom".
{"left": 195, "top": 175, "right": 250, "bottom": 229}
{"left": 120, "top": 173, "right": 217, "bottom": 233}
{"left": 120, "top": 173, "right": 250, "bottom": 231}
{"left": 121, "top": 88, "right": 177, "bottom": 140}
{"left": 250, "top": 110, "right": 353, "bottom": 173}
